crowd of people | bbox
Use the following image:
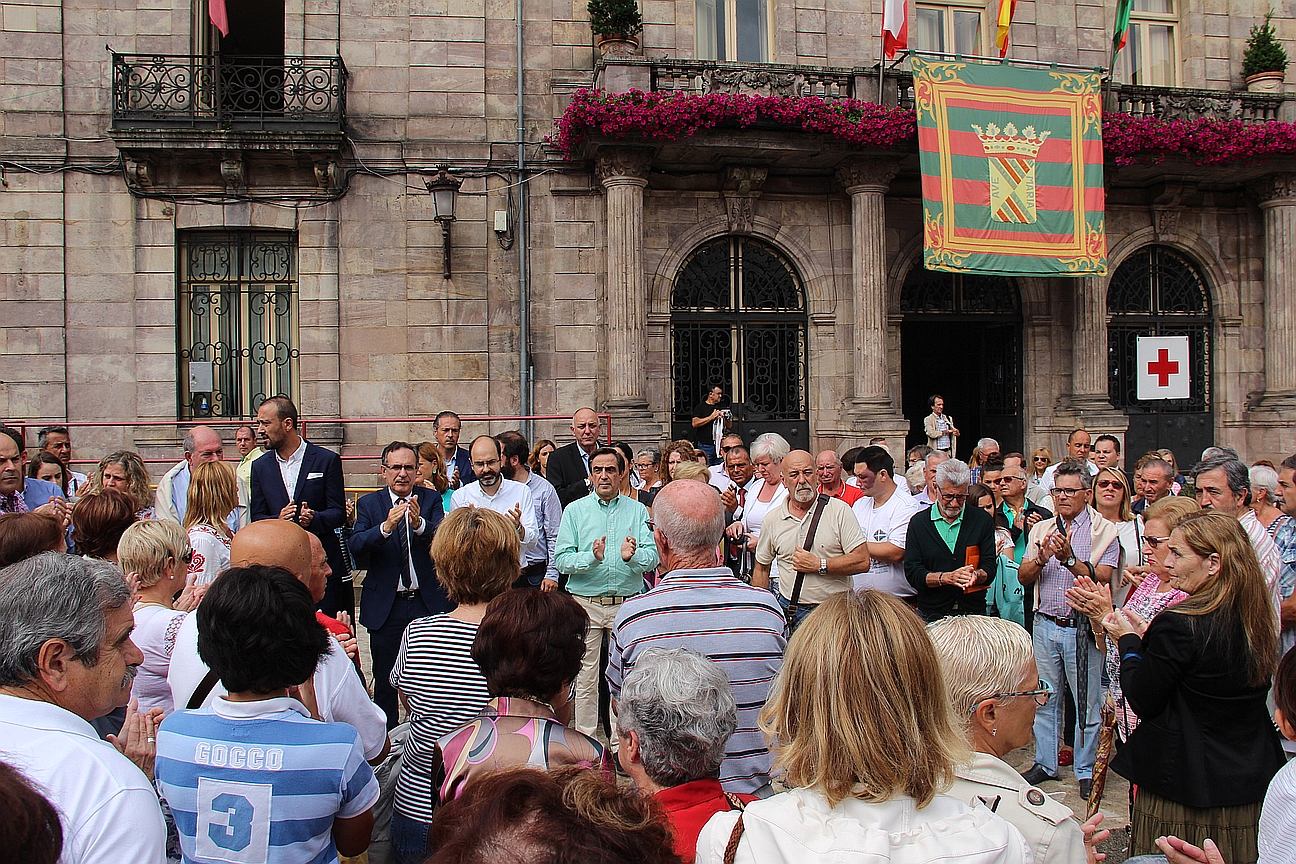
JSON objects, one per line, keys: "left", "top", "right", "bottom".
{"left": 1, "top": 394, "right": 1295, "bottom": 864}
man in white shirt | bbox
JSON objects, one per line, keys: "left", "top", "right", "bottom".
{"left": 498, "top": 430, "right": 561, "bottom": 588}
{"left": 851, "top": 446, "right": 922, "bottom": 597}
{"left": 1039, "top": 429, "right": 1098, "bottom": 492}
{"left": 915, "top": 450, "right": 950, "bottom": 506}
{"left": 708, "top": 433, "right": 745, "bottom": 492}
{"left": 451, "top": 435, "right": 539, "bottom": 565}
{"left": 0, "top": 553, "right": 167, "bottom": 864}
{"left": 167, "top": 520, "right": 389, "bottom": 763}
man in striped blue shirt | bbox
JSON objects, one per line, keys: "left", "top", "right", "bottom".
{"left": 607, "top": 479, "right": 786, "bottom": 793}
{"left": 156, "top": 564, "right": 379, "bottom": 864}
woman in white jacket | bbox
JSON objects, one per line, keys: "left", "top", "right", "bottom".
{"left": 696, "top": 590, "right": 1031, "bottom": 864}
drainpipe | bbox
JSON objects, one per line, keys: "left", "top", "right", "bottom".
{"left": 516, "top": 0, "right": 532, "bottom": 441}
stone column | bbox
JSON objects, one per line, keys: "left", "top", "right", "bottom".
{"left": 596, "top": 146, "right": 661, "bottom": 442}
{"left": 837, "top": 158, "right": 902, "bottom": 418}
{"left": 1258, "top": 174, "right": 1296, "bottom": 408}
{"left": 1070, "top": 276, "right": 1113, "bottom": 412}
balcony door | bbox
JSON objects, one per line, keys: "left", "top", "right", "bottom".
{"left": 214, "top": 0, "right": 286, "bottom": 119}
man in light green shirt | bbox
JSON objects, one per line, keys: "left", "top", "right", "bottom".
{"left": 235, "top": 424, "right": 258, "bottom": 498}
{"left": 553, "top": 447, "right": 658, "bottom": 738}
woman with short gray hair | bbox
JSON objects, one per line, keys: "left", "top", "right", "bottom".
{"left": 742, "top": 434, "right": 791, "bottom": 589}
{"left": 1250, "top": 464, "right": 1292, "bottom": 539}
{"left": 616, "top": 647, "right": 752, "bottom": 863}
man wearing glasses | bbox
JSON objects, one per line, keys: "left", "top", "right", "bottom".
{"left": 450, "top": 436, "right": 539, "bottom": 567}
{"left": 1017, "top": 458, "right": 1121, "bottom": 798}
{"left": 351, "top": 441, "right": 451, "bottom": 727}
{"left": 903, "top": 458, "right": 997, "bottom": 621}
{"left": 1039, "top": 430, "right": 1098, "bottom": 504}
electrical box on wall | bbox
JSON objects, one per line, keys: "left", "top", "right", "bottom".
{"left": 494, "top": 210, "right": 510, "bottom": 233}
{"left": 189, "top": 361, "right": 214, "bottom": 394}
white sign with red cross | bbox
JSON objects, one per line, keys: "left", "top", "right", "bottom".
{"left": 1136, "top": 336, "right": 1190, "bottom": 401}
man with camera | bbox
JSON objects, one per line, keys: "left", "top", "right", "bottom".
{"left": 691, "top": 385, "right": 732, "bottom": 464}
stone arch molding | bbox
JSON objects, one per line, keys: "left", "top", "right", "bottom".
{"left": 648, "top": 215, "right": 838, "bottom": 317}
{"left": 1102, "top": 226, "right": 1235, "bottom": 320}
{"left": 884, "top": 232, "right": 1045, "bottom": 314}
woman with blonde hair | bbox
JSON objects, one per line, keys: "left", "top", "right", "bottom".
{"left": 1091, "top": 466, "right": 1140, "bottom": 603}
{"left": 1104, "top": 510, "right": 1283, "bottom": 863}
{"left": 119, "top": 520, "right": 202, "bottom": 713}
{"left": 697, "top": 590, "right": 1029, "bottom": 864}
{"left": 929, "top": 615, "right": 1098, "bottom": 864}
{"left": 389, "top": 506, "right": 520, "bottom": 864}
{"left": 417, "top": 440, "right": 453, "bottom": 514}
{"left": 1028, "top": 447, "right": 1052, "bottom": 503}
{"left": 182, "top": 460, "right": 238, "bottom": 586}
{"left": 92, "top": 450, "right": 155, "bottom": 518}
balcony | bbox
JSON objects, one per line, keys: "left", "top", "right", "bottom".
{"left": 110, "top": 53, "right": 347, "bottom": 151}
{"left": 1111, "top": 83, "right": 1284, "bottom": 123}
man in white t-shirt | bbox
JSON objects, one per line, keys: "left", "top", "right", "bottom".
{"left": 851, "top": 446, "right": 922, "bottom": 597}
{"left": 167, "top": 520, "right": 389, "bottom": 763}
{"left": 0, "top": 553, "right": 167, "bottom": 864}
{"left": 450, "top": 435, "right": 539, "bottom": 565}
{"left": 1039, "top": 429, "right": 1098, "bottom": 493}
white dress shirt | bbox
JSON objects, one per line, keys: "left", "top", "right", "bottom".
{"left": 379, "top": 488, "right": 428, "bottom": 590}
{"left": 450, "top": 478, "right": 539, "bottom": 564}
{"left": 276, "top": 438, "right": 307, "bottom": 498}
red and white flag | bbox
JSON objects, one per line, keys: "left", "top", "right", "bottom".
{"left": 209, "top": 0, "right": 230, "bottom": 36}
{"left": 882, "top": 0, "right": 908, "bottom": 59}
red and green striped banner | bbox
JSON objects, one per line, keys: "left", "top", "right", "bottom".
{"left": 913, "top": 56, "right": 1107, "bottom": 276}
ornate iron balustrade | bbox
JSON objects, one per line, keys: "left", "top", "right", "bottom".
{"left": 1112, "top": 83, "right": 1281, "bottom": 123}
{"left": 112, "top": 53, "right": 347, "bottom": 131}
{"left": 652, "top": 59, "right": 856, "bottom": 101}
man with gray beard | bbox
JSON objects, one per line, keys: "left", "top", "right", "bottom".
{"left": 752, "top": 450, "right": 870, "bottom": 628}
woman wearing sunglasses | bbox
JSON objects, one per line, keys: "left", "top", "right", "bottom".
{"left": 1091, "top": 467, "right": 1141, "bottom": 605}
{"left": 1027, "top": 448, "right": 1053, "bottom": 504}
{"left": 930, "top": 614, "right": 1103, "bottom": 864}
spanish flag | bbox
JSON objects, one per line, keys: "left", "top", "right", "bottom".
{"left": 995, "top": 0, "right": 1016, "bottom": 57}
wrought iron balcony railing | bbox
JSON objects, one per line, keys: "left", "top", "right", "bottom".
{"left": 1111, "top": 83, "right": 1281, "bottom": 123}
{"left": 111, "top": 53, "right": 347, "bottom": 132}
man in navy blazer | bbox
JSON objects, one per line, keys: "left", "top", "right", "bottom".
{"left": 350, "top": 440, "right": 451, "bottom": 727}
{"left": 250, "top": 396, "right": 351, "bottom": 617}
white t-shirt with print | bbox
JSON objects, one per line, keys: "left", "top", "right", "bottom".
{"left": 852, "top": 491, "right": 922, "bottom": 596}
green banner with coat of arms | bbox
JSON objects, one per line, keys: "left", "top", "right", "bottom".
{"left": 912, "top": 56, "right": 1107, "bottom": 276}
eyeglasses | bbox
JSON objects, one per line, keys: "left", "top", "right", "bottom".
{"left": 1143, "top": 535, "right": 1171, "bottom": 549}
{"left": 973, "top": 679, "right": 1054, "bottom": 710}
{"left": 1033, "top": 457, "right": 1049, "bottom": 463}
{"left": 645, "top": 519, "right": 655, "bottom": 532}
{"left": 1094, "top": 479, "right": 1124, "bottom": 490}
{"left": 180, "top": 547, "right": 194, "bottom": 565}
{"left": 470, "top": 458, "right": 500, "bottom": 469}
{"left": 382, "top": 464, "right": 417, "bottom": 474}
{"left": 938, "top": 492, "right": 968, "bottom": 503}
{"left": 991, "top": 476, "right": 1026, "bottom": 485}
{"left": 1051, "top": 487, "right": 1086, "bottom": 497}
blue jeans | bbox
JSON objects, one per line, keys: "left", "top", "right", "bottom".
{"left": 775, "top": 590, "right": 816, "bottom": 629}
{"left": 1032, "top": 615, "right": 1103, "bottom": 779}
{"left": 391, "top": 810, "right": 432, "bottom": 864}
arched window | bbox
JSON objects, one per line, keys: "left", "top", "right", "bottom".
{"left": 671, "top": 237, "right": 808, "bottom": 448}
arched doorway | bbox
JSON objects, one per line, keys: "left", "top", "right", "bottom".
{"left": 670, "top": 237, "right": 810, "bottom": 449}
{"left": 1107, "top": 245, "right": 1213, "bottom": 470}
{"left": 900, "top": 267, "right": 1023, "bottom": 456}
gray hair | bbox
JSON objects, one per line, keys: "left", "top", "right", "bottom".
{"left": 1141, "top": 458, "right": 1173, "bottom": 481}
{"left": 652, "top": 480, "right": 725, "bottom": 552}
{"left": 636, "top": 446, "right": 662, "bottom": 466}
{"left": 976, "top": 437, "right": 999, "bottom": 451}
{"left": 927, "top": 616, "right": 1034, "bottom": 730}
{"left": 1052, "top": 458, "right": 1094, "bottom": 491}
{"left": 618, "top": 648, "right": 737, "bottom": 787}
{"left": 1193, "top": 455, "right": 1251, "bottom": 497}
{"left": 1201, "top": 446, "right": 1240, "bottom": 462}
{"left": 1251, "top": 465, "right": 1280, "bottom": 504}
{"left": 925, "top": 451, "right": 950, "bottom": 470}
{"left": 750, "top": 433, "right": 790, "bottom": 464}
{"left": 182, "top": 429, "right": 197, "bottom": 454}
{"left": 0, "top": 552, "right": 131, "bottom": 686}
{"left": 36, "top": 426, "right": 69, "bottom": 449}
{"left": 934, "top": 458, "right": 970, "bottom": 488}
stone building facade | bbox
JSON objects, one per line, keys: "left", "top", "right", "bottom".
{"left": 1, "top": 0, "right": 1295, "bottom": 481}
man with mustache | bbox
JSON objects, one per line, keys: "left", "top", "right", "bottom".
{"left": 449, "top": 435, "right": 539, "bottom": 567}
{"left": 752, "top": 450, "right": 870, "bottom": 628}
{"left": 0, "top": 553, "right": 167, "bottom": 864}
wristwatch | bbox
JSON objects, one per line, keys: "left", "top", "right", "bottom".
{"left": 1064, "top": 554, "right": 1077, "bottom": 568}
{"left": 819, "top": 557, "right": 828, "bottom": 575}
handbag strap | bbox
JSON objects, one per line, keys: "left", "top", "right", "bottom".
{"left": 786, "top": 494, "right": 831, "bottom": 617}
{"left": 187, "top": 668, "right": 221, "bottom": 710}
{"left": 722, "top": 813, "right": 746, "bottom": 864}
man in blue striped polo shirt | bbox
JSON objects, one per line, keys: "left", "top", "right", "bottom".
{"left": 156, "top": 564, "right": 379, "bottom": 864}
{"left": 607, "top": 478, "right": 787, "bottom": 793}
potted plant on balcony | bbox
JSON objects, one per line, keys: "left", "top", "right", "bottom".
{"left": 588, "top": 0, "right": 642, "bottom": 58}
{"left": 1243, "top": 12, "right": 1288, "bottom": 93}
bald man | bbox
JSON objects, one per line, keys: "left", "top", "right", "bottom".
{"left": 547, "top": 407, "right": 604, "bottom": 508}
{"left": 167, "top": 521, "right": 390, "bottom": 764}
{"left": 155, "top": 425, "right": 246, "bottom": 529}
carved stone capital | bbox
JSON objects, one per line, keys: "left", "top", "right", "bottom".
{"left": 721, "top": 165, "right": 768, "bottom": 194}
{"left": 1257, "top": 173, "right": 1296, "bottom": 205}
{"left": 596, "top": 146, "right": 654, "bottom": 187}
{"left": 724, "top": 196, "right": 756, "bottom": 234}
{"left": 835, "top": 158, "right": 900, "bottom": 194}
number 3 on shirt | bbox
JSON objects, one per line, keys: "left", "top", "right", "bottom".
{"left": 196, "top": 778, "right": 273, "bottom": 863}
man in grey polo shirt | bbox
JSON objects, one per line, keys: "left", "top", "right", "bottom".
{"left": 607, "top": 479, "right": 786, "bottom": 793}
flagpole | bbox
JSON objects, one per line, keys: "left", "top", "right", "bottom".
{"left": 879, "top": 47, "right": 885, "bottom": 104}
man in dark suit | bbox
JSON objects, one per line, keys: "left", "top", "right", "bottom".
{"left": 349, "top": 440, "right": 450, "bottom": 727}
{"left": 546, "top": 407, "right": 603, "bottom": 508}
{"left": 903, "top": 457, "right": 997, "bottom": 622}
{"left": 250, "top": 395, "right": 350, "bottom": 617}
{"left": 434, "top": 410, "right": 475, "bottom": 490}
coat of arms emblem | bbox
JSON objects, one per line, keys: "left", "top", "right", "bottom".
{"left": 971, "top": 122, "right": 1051, "bottom": 224}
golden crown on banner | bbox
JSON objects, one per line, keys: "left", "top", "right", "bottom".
{"left": 971, "top": 122, "right": 1051, "bottom": 159}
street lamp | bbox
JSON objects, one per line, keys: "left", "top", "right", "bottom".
{"left": 425, "top": 165, "right": 461, "bottom": 279}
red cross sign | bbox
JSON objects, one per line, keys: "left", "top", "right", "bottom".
{"left": 1136, "top": 336, "right": 1190, "bottom": 400}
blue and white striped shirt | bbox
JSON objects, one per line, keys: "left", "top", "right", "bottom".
{"left": 156, "top": 696, "right": 379, "bottom": 864}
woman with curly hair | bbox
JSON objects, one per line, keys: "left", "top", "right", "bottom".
{"left": 92, "top": 450, "right": 155, "bottom": 519}
{"left": 529, "top": 438, "right": 557, "bottom": 479}
{"left": 660, "top": 440, "right": 699, "bottom": 485}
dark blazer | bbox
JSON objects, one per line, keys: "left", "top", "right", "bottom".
{"left": 250, "top": 442, "right": 347, "bottom": 578}
{"left": 446, "top": 446, "right": 476, "bottom": 488}
{"left": 1112, "top": 610, "right": 1283, "bottom": 808}
{"left": 994, "top": 500, "right": 1053, "bottom": 545}
{"left": 903, "top": 504, "right": 997, "bottom": 620}
{"left": 547, "top": 441, "right": 593, "bottom": 509}
{"left": 350, "top": 485, "right": 450, "bottom": 631}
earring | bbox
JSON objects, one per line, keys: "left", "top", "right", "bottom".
{"left": 992, "top": 728, "right": 997, "bottom": 737}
